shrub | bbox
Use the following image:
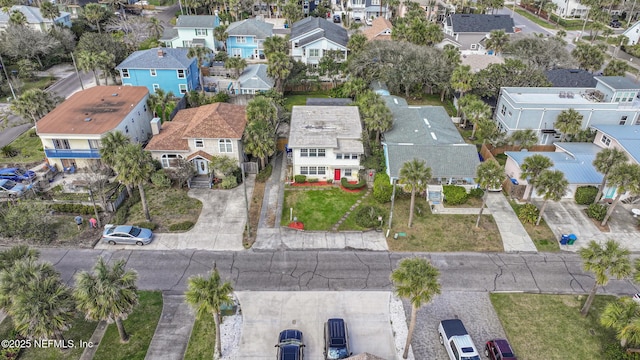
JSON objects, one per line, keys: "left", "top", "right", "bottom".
{"left": 469, "top": 188, "right": 485, "bottom": 198}
{"left": 575, "top": 186, "right": 598, "bottom": 205}
{"left": 151, "top": 170, "right": 172, "bottom": 188}
{"left": 256, "top": 164, "right": 273, "bottom": 183}
{"left": 50, "top": 203, "right": 100, "bottom": 215}
{"left": 587, "top": 203, "right": 608, "bottom": 221}
{"left": 517, "top": 203, "right": 539, "bottom": 224}
{"left": 341, "top": 176, "right": 366, "bottom": 190}
{"left": 169, "top": 221, "right": 194, "bottom": 231}
{"left": 0, "top": 347, "right": 21, "bottom": 360}
{"left": 307, "top": 178, "right": 319, "bottom": 183}
{"left": 294, "top": 175, "right": 306, "bottom": 183}
{"left": 373, "top": 172, "right": 393, "bottom": 203}
{"left": 353, "top": 205, "right": 387, "bottom": 228}
{"left": 327, "top": 179, "right": 333, "bottom": 184}
{"left": 221, "top": 176, "right": 238, "bottom": 189}
{"left": 133, "top": 221, "right": 157, "bottom": 230}
{"left": 443, "top": 185, "right": 468, "bottom": 205}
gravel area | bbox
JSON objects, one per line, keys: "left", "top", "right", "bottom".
{"left": 220, "top": 313, "right": 243, "bottom": 359}
{"left": 390, "top": 294, "right": 415, "bottom": 360}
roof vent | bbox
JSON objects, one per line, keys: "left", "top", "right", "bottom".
{"left": 84, "top": 118, "right": 92, "bottom": 122}
{"left": 112, "top": 93, "right": 118, "bottom": 97}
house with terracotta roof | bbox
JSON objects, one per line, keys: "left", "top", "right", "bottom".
{"left": 145, "top": 103, "right": 247, "bottom": 176}
{"left": 36, "top": 86, "right": 153, "bottom": 170}
{"left": 362, "top": 17, "right": 392, "bottom": 41}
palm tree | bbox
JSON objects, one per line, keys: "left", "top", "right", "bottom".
{"left": 76, "top": 50, "right": 102, "bottom": 86}
{"left": 267, "top": 51, "right": 293, "bottom": 93}
{"left": 485, "top": 29, "right": 509, "bottom": 55}
{"left": 399, "top": 159, "right": 432, "bottom": 228}
{"left": 475, "top": 160, "right": 504, "bottom": 227}
{"left": 83, "top": 3, "right": 108, "bottom": 34}
{"left": 593, "top": 148, "right": 628, "bottom": 204}
{"left": 9, "top": 10, "right": 26, "bottom": 26}
{"left": 571, "top": 42, "right": 605, "bottom": 73}
{"left": 363, "top": 101, "right": 393, "bottom": 143}
{"left": 11, "top": 89, "right": 59, "bottom": 126}
{"left": 423, "top": 23, "right": 444, "bottom": 46}
{"left": 347, "top": 33, "right": 368, "bottom": 57}
{"left": 520, "top": 154, "right": 553, "bottom": 202}
{"left": 188, "top": 46, "right": 210, "bottom": 94}
{"left": 450, "top": 66, "right": 473, "bottom": 116}
{"left": 40, "top": 1, "right": 60, "bottom": 24}
{"left": 97, "top": 50, "right": 116, "bottom": 86}
{"left": 185, "top": 267, "right": 234, "bottom": 358}
{"left": 461, "top": 97, "right": 491, "bottom": 140}
{"left": 579, "top": 240, "right": 631, "bottom": 316}
{"left": 243, "top": 119, "right": 276, "bottom": 169}
{"left": 603, "top": 59, "right": 631, "bottom": 76}
{"left": 391, "top": 257, "right": 441, "bottom": 359}
{"left": 263, "top": 35, "right": 288, "bottom": 57}
{"left": 147, "top": 17, "right": 164, "bottom": 39}
{"left": 342, "top": 77, "right": 367, "bottom": 101}
{"left": 600, "top": 297, "right": 640, "bottom": 348}
{"left": 555, "top": 108, "right": 583, "bottom": 142}
{"left": 534, "top": 169, "right": 568, "bottom": 225}
{"left": 147, "top": 89, "right": 175, "bottom": 122}
{"left": 0, "top": 245, "right": 39, "bottom": 272}
{"left": 508, "top": 129, "right": 538, "bottom": 149}
{"left": 247, "top": 95, "right": 278, "bottom": 126}
{"left": 99, "top": 131, "right": 130, "bottom": 169}
{"left": 214, "top": 24, "right": 229, "bottom": 51}
{"left": 601, "top": 163, "right": 640, "bottom": 226}
{"left": 74, "top": 257, "right": 139, "bottom": 342}
{"left": 114, "top": 143, "right": 155, "bottom": 221}
{"left": 224, "top": 56, "right": 247, "bottom": 79}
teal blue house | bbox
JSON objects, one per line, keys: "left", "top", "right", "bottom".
{"left": 115, "top": 47, "right": 200, "bottom": 97}
{"left": 226, "top": 18, "right": 274, "bottom": 59}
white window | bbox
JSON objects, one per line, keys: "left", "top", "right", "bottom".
{"left": 219, "top": 139, "right": 233, "bottom": 153}
{"left": 195, "top": 28, "right": 207, "bottom": 36}
{"left": 601, "top": 135, "right": 611, "bottom": 146}
{"left": 179, "top": 84, "right": 188, "bottom": 94}
{"left": 161, "top": 154, "right": 183, "bottom": 167}
{"left": 153, "top": 84, "right": 160, "bottom": 92}
{"left": 121, "top": 69, "right": 130, "bottom": 78}
{"left": 300, "top": 166, "right": 309, "bottom": 175}
{"left": 300, "top": 149, "right": 308, "bottom": 157}
{"left": 195, "top": 138, "right": 204, "bottom": 148}
{"left": 336, "top": 153, "right": 343, "bottom": 159}
{"left": 350, "top": 154, "right": 357, "bottom": 159}
{"left": 177, "top": 69, "right": 186, "bottom": 78}
{"left": 620, "top": 116, "right": 628, "bottom": 125}
{"left": 300, "top": 148, "right": 325, "bottom": 157}
{"left": 300, "top": 166, "right": 325, "bottom": 175}
{"left": 500, "top": 104, "right": 506, "bottom": 116}
{"left": 344, "top": 169, "right": 352, "bottom": 176}
{"left": 371, "top": 0, "right": 380, "bottom": 5}
{"left": 150, "top": 69, "right": 157, "bottom": 77}
{"left": 470, "top": 44, "right": 477, "bottom": 50}
{"left": 232, "top": 48, "right": 242, "bottom": 57}
{"left": 309, "top": 49, "right": 320, "bottom": 57}
{"left": 183, "top": 40, "right": 193, "bottom": 47}
{"left": 237, "top": 36, "right": 246, "bottom": 43}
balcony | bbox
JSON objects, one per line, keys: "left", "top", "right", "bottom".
{"left": 45, "top": 149, "right": 101, "bottom": 159}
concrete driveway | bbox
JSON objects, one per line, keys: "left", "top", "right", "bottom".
{"left": 234, "top": 291, "right": 397, "bottom": 360}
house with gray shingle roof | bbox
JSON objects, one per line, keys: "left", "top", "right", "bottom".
{"left": 160, "top": 15, "right": 220, "bottom": 51}
{"left": 290, "top": 17, "right": 348, "bottom": 65}
{"left": 232, "top": 64, "right": 274, "bottom": 94}
{"left": 116, "top": 47, "right": 199, "bottom": 97}
{"left": 226, "top": 18, "right": 274, "bottom": 59}
{"left": 0, "top": 5, "right": 71, "bottom": 32}
{"left": 382, "top": 95, "right": 480, "bottom": 187}
{"left": 440, "top": 14, "right": 514, "bottom": 54}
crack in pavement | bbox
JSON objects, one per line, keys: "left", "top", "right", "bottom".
{"left": 171, "top": 250, "right": 197, "bottom": 291}
{"left": 354, "top": 253, "right": 371, "bottom": 289}
{"left": 520, "top": 254, "right": 542, "bottom": 293}
{"left": 560, "top": 256, "right": 587, "bottom": 293}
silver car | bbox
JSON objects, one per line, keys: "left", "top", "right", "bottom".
{"left": 101, "top": 224, "right": 153, "bottom": 246}
{"left": 0, "top": 179, "right": 29, "bottom": 197}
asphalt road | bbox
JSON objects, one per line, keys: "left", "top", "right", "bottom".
{"left": 39, "top": 249, "right": 640, "bottom": 295}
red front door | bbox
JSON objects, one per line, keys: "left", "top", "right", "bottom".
{"left": 334, "top": 169, "right": 341, "bottom": 181}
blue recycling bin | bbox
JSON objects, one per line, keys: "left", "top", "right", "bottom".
{"left": 560, "top": 234, "right": 577, "bottom": 245}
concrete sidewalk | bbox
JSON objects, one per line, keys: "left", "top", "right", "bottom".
{"left": 145, "top": 294, "right": 195, "bottom": 360}
{"left": 253, "top": 227, "right": 389, "bottom": 251}
{"left": 484, "top": 193, "right": 537, "bottom": 252}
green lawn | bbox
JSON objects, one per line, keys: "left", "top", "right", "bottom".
{"left": 0, "top": 128, "right": 44, "bottom": 166}
{"left": 405, "top": 94, "right": 456, "bottom": 116}
{"left": 491, "top": 293, "right": 621, "bottom": 359}
{"left": 281, "top": 187, "right": 366, "bottom": 230}
{"left": 514, "top": 8, "right": 557, "bottom": 29}
{"left": 183, "top": 315, "right": 215, "bottom": 360}
{"left": 509, "top": 200, "right": 560, "bottom": 252}
{"left": 93, "top": 291, "right": 163, "bottom": 360}
{"left": 284, "top": 91, "right": 330, "bottom": 111}
{"left": 126, "top": 186, "right": 203, "bottom": 233}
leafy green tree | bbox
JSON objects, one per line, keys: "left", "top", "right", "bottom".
{"left": 318, "top": 49, "right": 344, "bottom": 84}
{"left": 601, "top": 163, "right": 640, "bottom": 226}
{"left": 579, "top": 240, "right": 631, "bottom": 316}
{"left": 16, "top": 59, "right": 37, "bottom": 79}
{"left": 0, "top": 202, "right": 56, "bottom": 242}
{"left": 188, "top": 46, "right": 210, "bottom": 94}
{"left": 592, "top": 148, "right": 628, "bottom": 204}
{"left": 76, "top": 32, "right": 128, "bottom": 65}
{"left": 555, "top": 108, "right": 583, "bottom": 142}
{"left": 600, "top": 297, "right": 640, "bottom": 348}
{"left": 520, "top": 154, "right": 553, "bottom": 202}
{"left": 8, "top": 9, "right": 26, "bottom": 25}
{"left": 185, "top": 268, "right": 234, "bottom": 358}
{"left": 475, "top": 160, "right": 503, "bottom": 227}
{"left": 267, "top": 51, "right": 293, "bottom": 93}
{"left": 391, "top": 257, "right": 441, "bottom": 359}
{"left": 74, "top": 257, "right": 139, "bottom": 342}
{"left": 399, "top": 159, "right": 431, "bottom": 228}
{"left": 603, "top": 59, "right": 631, "bottom": 76}
{"left": 485, "top": 29, "right": 509, "bottom": 55}
{"left": 571, "top": 42, "right": 605, "bottom": 73}
{"left": 0, "top": 25, "right": 59, "bottom": 67}
{"left": 534, "top": 169, "right": 568, "bottom": 225}
{"left": 263, "top": 35, "right": 288, "bottom": 56}
{"left": 473, "top": 58, "right": 551, "bottom": 99}
{"left": 114, "top": 144, "right": 155, "bottom": 221}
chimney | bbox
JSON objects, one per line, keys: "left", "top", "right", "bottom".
{"left": 150, "top": 117, "right": 161, "bottom": 135}
{"left": 157, "top": 49, "right": 164, "bottom": 58}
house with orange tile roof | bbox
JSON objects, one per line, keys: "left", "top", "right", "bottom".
{"left": 362, "top": 17, "right": 393, "bottom": 41}
{"left": 145, "top": 103, "right": 247, "bottom": 176}
{"left": 36, "top": 86, "right": 153, "bottom": 171}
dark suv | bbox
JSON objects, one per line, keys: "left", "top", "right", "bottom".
{"left": 276, "top": 329, "right": 305, "bottom": 360}
{"left": 485, "top": 339, "right": 517, "bottom": 360}
{"left": 324, "top": 318, "right": 351, "bottom": 360}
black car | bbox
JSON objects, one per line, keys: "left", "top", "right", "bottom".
{"left": 333, "top": 14, "right": 341, "bottom": 23}
{"left": 324, "top": 318, "right": 351, "bottom": 359}
{"left": 276, "top": 329, "right": 304, "bottom": 360}
{"left": 610, "top": 19, "right": 622, "bottom": 28}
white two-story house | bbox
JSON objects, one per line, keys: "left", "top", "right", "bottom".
{"left": 289, "top": 17, "right": 348, "bottom": 66}
{"left": 160, "top": 15, "right": 220, "bottom": 51}
{"left": 288, "top": 106, "right": 363, "bottom": 181}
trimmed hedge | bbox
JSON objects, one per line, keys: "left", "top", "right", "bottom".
{"left": 587, "top": 203, "right": 608, "bottom": 221}
{"left": 373, "top": 173, "right": 393, "bottom": 203}
{"left": 341, "top": 176, "right": 366, "bottom": 190}
{"left": 169, "top": 221, "right": 194, "bottom": 231}
{"left": 443, "top": 185, "right": 468, "bottom": 205}
{"left": 50, "top": 203, "right": 101, "bottom": 215}
{"left": 294, "top": 175, "right": 306, "bottom": 183}
{"left": 575, "top": 186, "right": 598, "bottom": 205}
{"left": 307, "top": 178, "right": 319, "bottom": 183}
{"left": 133, "top": 221, "right": 157, "bottom": 230}
{"left": 469, "top": 188, "right": 485, "bottom": 198}
{"left": 256, "top": 164, "right": 273, "bottom": 183}
{"left": 221, "top": 176, "right": 238, "bottom": 189}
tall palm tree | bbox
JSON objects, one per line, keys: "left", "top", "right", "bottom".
{"left": 0, "top": 258, "right": 57, "bottom": 313}
{"left": 603, "top": 59, "right": 631, "bottom": 76}
{"left": 600, "top": 297, "right": 640, "bottom": 348}
{"left": 9, "top": 10, "right": 26, "bottom": 26}
{"left": 74, "top": 257, "right": 139, "bottom": 342}
{"left": 114, "top": 143, "right": 155, "bottom": 221}
{"left": 475, "top": 160, "right": 504, "bottom": 228}
{"left": 0, "top": 245, "right": 39, "bottom": 273}
{"left": 224, "top": 56, "right": 247, "bottom": 79}
{"left": 99, "top": 131, "right": 130, "bottom": 169}
{"left": 485, "top": 29, "right": 509, "bottom": 55}
{"left": 520, "top": 154, "right": 553, "bottom": 202}
{"left": 214, "top": 24, "right": 229, "bottom": 51}
{"left": 76, "top": 50, "right": 102, "bottom": 86}
{"left": 508, "top": 129, "right": 538, "bottom": 149}
{"left": 555, "top": 108, "right": 583, "bottom": 142}
{"left": 40, "top": 1, "right": 60, "bottom": 24}
{"left": 246, "top": 95, "right": 277, "bottom": 126}
{"left": 592, "top": 148, "right": 628, "bottom": 204}
{"left": 147, "top": 89, "right": 176, "bottom": 122}
{"left": 391, "top": 257, "right": 441, "bottom": 359}
{"left": 571, "top": 42, "right": 605, "bottom": 73}
{"left": 147, "top": 17, "right": 164, "bottom": 39}
{"left": 187, "top": 46, "right": 210, "bottom": 94}
{"left": 461, "top": 97, "right": 491, "bottom": 140}
{"left": 263, "top": 35, "right": 288, "bottom": 57}
{"left": 363, "top": 101, "right": 393, "bottom": 143}
{"left": 579, "top": 240, "right": 631, "bottom": 316}
{"left": 185, "top": 268, "right": 234, "bottom": 358}
{"left": 98, "top": 50, "right": 116, "bottom": 86}
{"left": 450, "top": 65, "right": 473, "bottom": 103}
{"left": 243, "top": 119, "right": 276, "bottom": 169}
{"left": 267, "top": 51, "right": 293, "bottom": 93}
{"left": 423, "top": 23, "right": 444, "bottom": 46}
{"left": 399, "top": 159, "right": 431, "bottom": 228}
{"left": 11, "top": 89, "right": 59, "bottom": 126}
{"left": 342, "top": 77, "right": 367, "bottom": 101}
{"left": 533, "top": 169, "right": 568, "bottom": 225}
{"left": 601, "top": 163, "right": 640, "bottom": 226}
{"left": 83, "top": 3, "right": 108, "bottom": 34}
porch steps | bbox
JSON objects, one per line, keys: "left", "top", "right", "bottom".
{"left": 189, "top": 175, "right": 211, "bottom": 189}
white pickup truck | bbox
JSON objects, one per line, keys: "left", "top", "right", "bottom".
{"left": 438, "top": 319, "right": 481, "bottom": 360}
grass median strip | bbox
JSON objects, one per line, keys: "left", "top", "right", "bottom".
{"left": 184, "top": 314, "right": 215, "bottom": 360}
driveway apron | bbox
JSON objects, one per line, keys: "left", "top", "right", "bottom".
{"left": 484, "top": 193, "right": 537, "bottom": 252}
{"left": 145, "top": 294, "right": 195, "bottom": 360}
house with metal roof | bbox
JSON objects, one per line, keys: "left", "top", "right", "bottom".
{"left": 591, "top": 124, "right": 640, "bottom": 164}
{"left": 440, "top": 14, "right": 514, "bottom": 54}
{"left": 494, "top": 76, "right": 640, "bottom": 145}
{"left": 226, "top": 18, "right": 273, "bottom": 59}
{"left": 289, "top": 17, "right": 348, "bottom": 65}
{"left": 160, "top": 15, "right": 220, "bottom": 51}
{"left": 0, "top": 5, "right": 71, "bottom": 32}
{"left": 288, "top": 106, "right": 363, "bottom": 182}
{"left": 36, "top": 86, "right": 152, "bottom": 171}
{"left": 382, "top": 96, "right": 480, "bottom": 187}
{"left": 116, "top": 47, "right": 199, "bottom": 97}
{"left": 231, "top": 64, "right": 274, "bottom": 94}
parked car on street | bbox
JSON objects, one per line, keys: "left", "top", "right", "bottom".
{"left": 276, "top": 329, "right": 305, "bottom": 360}
{"left": 0, "top": 168, "right": 36, "bottom": 182}
{"left": 101, "top": 224, "right": 153, "bottom": 246}
{"left": 485, "top": 339, "right": 517, "bottom": 360}
{"left": 0, "top": 179, "right": 29, "bottom": 197}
